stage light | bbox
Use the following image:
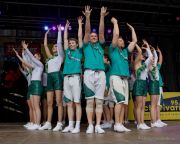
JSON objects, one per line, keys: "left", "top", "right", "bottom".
{"left": 176, "top": 16, "right": 180, "bottom": 21}
{"left": 61, "top": 26, "right": 65, "bottom": 31}
{"left": 92, "top": 28, "right": 97, "bottom": 32}
{"left": 52, "top": 26, "right": 56, "bottom": 30}
{"left": 44, "top": 26, "right": 49, "bottom": 31}
{"left": 107, "top": 29, "right": 112, "bottom": 34}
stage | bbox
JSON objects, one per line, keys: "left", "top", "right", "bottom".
{"left": 0, "top": 121, "right": 180, "bottom": 144}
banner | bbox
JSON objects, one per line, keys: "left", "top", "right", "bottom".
{"left": 128, "top": 92, "right": 180, "bottom": 120}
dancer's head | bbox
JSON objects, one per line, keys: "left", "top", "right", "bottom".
{"left": 117, "top": 37, "right": 125, "bottom": 48}
{"left": 68, "top": 38, "right": 78, "bottom": 50}
{"left": 90, "top": 32, "right": 98, "bottom": 44}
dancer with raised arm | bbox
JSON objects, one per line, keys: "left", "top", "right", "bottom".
{"left": 39, "top": 25, "right": 64, "bottom": 131}
{"left": 83, "top": 6, "right": 108, "bottom": 134}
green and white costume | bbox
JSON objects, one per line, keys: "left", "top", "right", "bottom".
{"left": 46, "top": 30, "right": 64, "bottom": 91}
{"left": 21, "top": 51, "right": 32, "bottom": 99}
{"left": 63, "top": 47, "right": 82, "bottom": 103}
{"left": 83, "top": 42, "right": 106, "bottom": 100}
{"left": 133, "top": 48, "right": 153, "bottom": 97}
{"left": 25, "top": 48, "right": 44, "bottom": 96}
{"left": 148, "top": 50, "right": 160, "bottom": 95}
{"left": 109, "top": 44, "right": 130, "bottom": 104}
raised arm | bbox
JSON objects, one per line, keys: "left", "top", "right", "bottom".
{"left": 111, "top": 17, "right": 119, "bottom": 48}
{"left": 22, "top": 41, "right": 43, "bottom": 67}
{"left": 83, "top": 6, "right": 92, "bottom": 44}
{"left": 78, "top": 16, "right": 83, "bottom": 48}
{"left": 127, "top": 23, "right": 137, "bottom": 52}
{"left": 157, "top": 46, "right": 163, "bottom": 65}
{"left": 57, "top": 24, "right": 64, "bottom": 58}
{"left": 153, "top": 48, "right": 158, "bottom": 66}
{"left": 13, "top": 48, "right": 33, "bottom": 69}
{"left": 64, "top": 20, "right": 70, "bottom": 50}
{"left": 44, "top": 29, "right": 53, "bottom": 58}
{"left": 143, "top": 40, "right": 153, "bottom": 68}
{"left": 99, "top": 6, "right": 109, "bottom": 44}
{"left": 134, "top": 44, "right": 142, "bottom": 63}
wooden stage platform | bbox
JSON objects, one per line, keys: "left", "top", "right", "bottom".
{"left": 0, "top": 121, "right": 180, "bottom": 144}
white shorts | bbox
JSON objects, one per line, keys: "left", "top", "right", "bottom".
{"left": 110, "top": 75, "right": 129, "bottom": 105}
{"left": 63, "top": 75, "right": 81, "bottom": 103}
{"left": 104, "top": 100, "right": 115, "bottom": 108}
{"left": 158, "top": 87, "right": 163, "bottom": 106}
{"left": 84, "top": 70, "right": 106, "bottom": 100}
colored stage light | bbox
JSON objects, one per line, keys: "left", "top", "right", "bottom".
{"left": 52, "top": 26, "right": 56, "bottom": 30}
{"left": 107, "top": 29, "right": 112, "bottom": 34}
{"left": 44, "top": 26, "right": 49, "bottom": 30}
{"left": 61, "top": 26, "right": 65, "bottom": 31}
{"left": 92, "top": 28, "right": 97, "bottom": 32}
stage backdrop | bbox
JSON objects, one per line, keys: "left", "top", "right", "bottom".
{"left": 128, "top": 92, "right": 180, "bottom": 120}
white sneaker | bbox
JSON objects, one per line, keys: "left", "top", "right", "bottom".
{"left": 24, "top": 122, "right": 33, "bottom": 128}
{"left": 157, "top": 120, "right": 167, "bottom": 127}
{"left": 39, "top": 121, "right": 52, "bottom": 130}
{"left": 86, "top": 125, "right": 94, "bottom": 134}
{"left": 28, "top": 124, "right": 41, "bottom": 130}
{"left": 142, "top": 123, "right": 151, "bottom": 129}
{"left": 53, "top": 122, "right": 63, "bottom": 131}
{"left": 100, "top": 122, "right": 112, "bottom": 129}
{"left": 62, "top": 126, "right": 74, "bottom": 133}
{"left": 151, "top": 122, "right": 164, "bottom": 128}
{"left": 114, "top": 124, "right": 125, "bottom": 132}
{"left": 95, "top": 125, "right": 105, "bottom": 134}
{"left": 137, "top": 124, "right": 142, "bottom": 129}
{"left": 121, "top": 125, "right": 131, "bottom": 132}
{"left": 137, "top": 123, "right": 150, "bottom": 130}
{"left": 71, "top": 127, "right": 80, "bottom": 134}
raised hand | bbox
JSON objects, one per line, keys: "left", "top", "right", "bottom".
{"left": 100, "top": 6, "right": 109, "bottom": 17}
{"left": 21, "top": 40, "right": 28, "bottom": 49}
{"left": 126, "top": 23, "right": 134, "bottom": 31}
{"left": 78, "top": 16, "right": 84, "bottom": 25}
{"left": 156, "top": 46, "right": 161, "bottom": 53}
{"left": 111, "top": 17, "right": 118, "bottom": 24}
{"left": 57, "top": 24, "right": 62, "bottom": 31}
{"left": 45, "top": 28, "right": 52, "bottom": 35}
{"left": 65, "top": 20, "right": 70, "bottom": 29}
{"left": 82, "top": 5, "right": 92, "bottom": 17}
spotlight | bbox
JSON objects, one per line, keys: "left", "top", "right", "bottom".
{"left": 52, "top": 26, "right": 56, "bottom": 30}
{"left": 107, "top": 29, "right": 112, "bottom": 34}
{"left": 44, "top": 26, "right": 49, "bottom": 31}
{"left": 92, "top": 28, "right": 96, "bottom": 32}
{"left": 61, "top": 26, "right": 65, "bottom": 31}
{"left": 176, "top": 16, "right": 180, "bottom": 21}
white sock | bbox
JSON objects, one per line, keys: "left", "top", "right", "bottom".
{"left": 69, "top": 121, "right": 74, "bottom": 127}
{"left": 75, "top": 121, "right": 80, "bottom": 129}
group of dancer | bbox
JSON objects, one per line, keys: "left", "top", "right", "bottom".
{"left": 13, "top": 6, "right": 167, "bottom": 134}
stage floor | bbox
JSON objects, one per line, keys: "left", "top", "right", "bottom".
{"left": 0, "top": 121, "right": 180, "bottom": 144}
